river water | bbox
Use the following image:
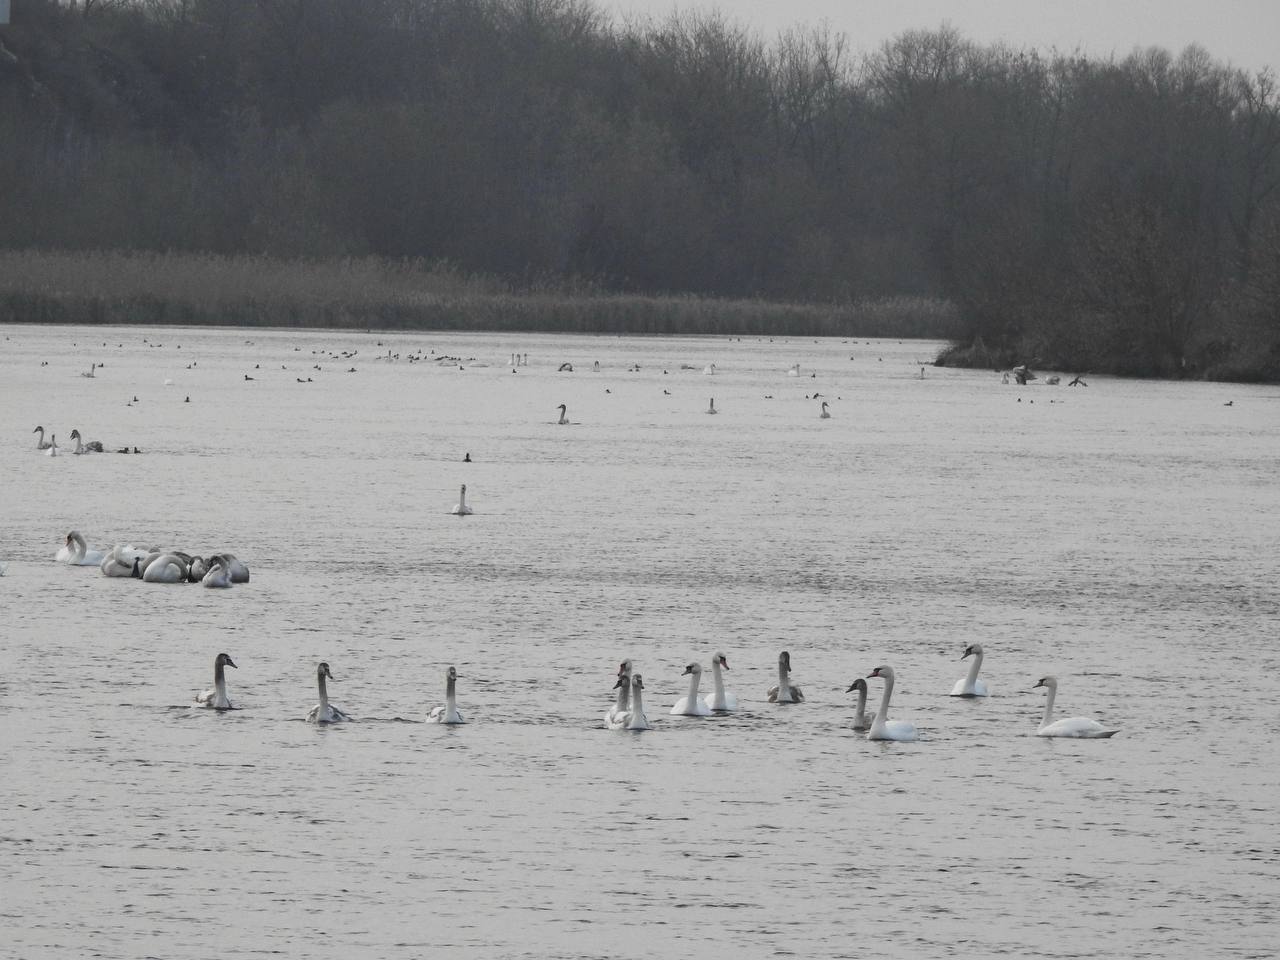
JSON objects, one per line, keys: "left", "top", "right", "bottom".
{"left": 2, "top": 325, "right": 1277, "bottom": 959}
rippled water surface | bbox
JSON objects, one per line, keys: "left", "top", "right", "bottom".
{"left": 3, "top": 325, "right": 1279, "bottom": 959}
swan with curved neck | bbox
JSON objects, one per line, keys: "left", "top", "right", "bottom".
{"left": 69, "top": 429, "right": 104, "bottom": 454}
{"left": 866, "top": 665, "right": 917, "bottom": 741}
{"left": 605, "top": 659, "right": 633, "bottom": 728}
{"left": 196, "top": 653, "right": 237, "bottom": 709}
{"left": 767, "top": 650, "right": 804, "bottom": 703}
{"left": 845, "top": 678, "right": 877, "bottom": 731}
{"left": 703, "top": 652, "right": 737, "bottom": 712}
{"left": 57, "top": 530, "right": 105, "bottom": 566}
{"left": 556, "top": 403, "right": 569, "bottom": 425}
{"left": 671, "top": 662, "right": 713, "bottom": 716}
{"left": 33, "top": 426, "right": 53, "bottom": 450}
{"left": 626, "top": 674, "right": 653, "bottom": 730}
{"left": 1033, "top": 676, "right": 1118, "bottom": 738}
{"left": 429, "top": 666, "right": 466, "bottom": 724}
{"left": 950, "top": 644, "right": 990, "bottom": 697}
{"left": 202, "top": 558, "right": 232, "bottom": 588}
{"left": 706, "top": 398, "right": 717, "bottom": 414}
{"left": 451, "top": 484, "right": 474, "bottom": 515}
{"left": 307, "top": 661, "right": 351, "bottom": 723}
{"left": 820, "top": 401, "right": 831, "bottom": 419}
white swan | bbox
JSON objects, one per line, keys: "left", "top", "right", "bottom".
{"left": 451, "top": 484, "right": 474, "bottom": 515}
{"left": 820, "top": 401, "right": 831, "bottom": 419}
{"left": 45, "top": 435, "right": 58, "bottom": 457}
{"left": 626, "top": 674, "right": 653, "bottom": 730}
{"left": 307, "top": 661, "right": 351, "bottom": 723}
{"left": 100, "top": 543, "right": 146, "bottom": 577}
{"left": 57, "top": 530, "right": 106, "bottom": 566}
{"left": 703, "top": 363, "right": 716, "bottom": 375}
{"left": 604, "top": 659, "right": 633, "bottom": 729}
{"left": 706, "top": 398, "right": 718, "bottom": 414}
{"left": 950, "top": 643, "right": 990, "bottom": 697}
{"left": 703, "top": 652, "right": 737, "bottom": 712}
{"left": 202, "top": 558, "right": 232, "bottom": 588}
{"left": 865, "top": 665, "right": 918, "bottom": 741}
{"left": 767, "top": 650, "right": 804, "bottom": 703}
{"left": 33, "top": 426, "right": 53, "bottom": 450}
{"left": 671, "top": 662, "right": 713, "bottom": 716}
{"left": 429, "top": 666, "right": 466, "bottom": 724}
{"left": 195, "top": 653, "right": 237, "bottom": 709}
{"left": 845, "top": 678, "right": 877, "bottom": 731}
{"left": 557, "top": 403, "right": 569, "bottom": 425}
{"left": 787, "top": 363, "right": 800, "bottom": 376}
{"left": 207, "top": 553, "right": 250, "bottom": 583}
{"left": 1033, "top": 676, "right": 1118, "bottom": 738}
{"left": 69, "top": 429, "right": 104, "bottom": 454}
{"left": 142, "top": 552, "right": 188, "bottom": 583}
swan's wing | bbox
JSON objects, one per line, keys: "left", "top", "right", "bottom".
{"left": 766, "top": 685, "right": 779, "bottom": 702}
{"left": 306, "top": 704, "right": 321, "bottom": 722}
{"left": 792, "top": 685, "right": 805, "bottom": 702}
{"left": 195, "top": 689, "right": 214, "bottom": 705}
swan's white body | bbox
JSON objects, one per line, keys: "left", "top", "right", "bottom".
{"left": 557, "top": 403, "right": 569, "bottom": 425}
{"left": 45, "top": 436, "right": 58, "bottom": 457}
{"left": 703, "top": 653, "right": 737, "bottom": 712}
{"left": 33, "top": 426, "right": 53, "bottom": 450}
{"left": 100, "top": 544, "right": 147, "bottom": 577}
{"left": 451, "top": 484, "right": 474, "bottom": 515}
{"left": 70, "top": 429, "right": 104, "bottom": 454}
{"left": 671, "top": 663, "right": 713, "bottom": 716}
{"left": 605, "top": 659, "right": 633, "bottom": 729}
{"left": 846, "top": 678, "right": 877, "bottom": 731}
{"left": 767, "top": 651, "right": 804, "bottom": 703}
{"left": 429, "top": 667, "right": 466, "bottom": 724}
{"left": 208, "top": 554, "right": 250, "bottom": 583}
{"left": 703, "top": 363, "right": 716, "bottom": 375}
{"left": 626, "top": 674, "right": 653, "bottom": 730}
{"left": 202, "top": 559, "right": 232, "bottom": 588}
{"left": 950, "top": 644, "right": 990, "bottom": 697}
{"left": 57, "top": 531, "right": 105, "bottom": 566}
{"left": 142, "top": 553, "right": 188, "bottom": 583}
{"left": 1034, "top": 676, "right": 1118, "bottom": 738}
{"left": 307, "top": 662, "right": 351, "bottom": 723}
{"left": 706, "top": 398, "right": 718, "bottom": 414}
{"left": 196, "top": 653, "right": 236, "bottom": 709}
{"left": 866, "top": 665, "right": 918, "bottom": 741}
{"left": 820, "top": 401, "right": 831, "bottom": 419}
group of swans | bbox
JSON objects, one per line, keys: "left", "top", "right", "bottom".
{"left": 604, "top": 660, "right": 654, "bottom": 730}
{"left": 57, "top": 532, "right": 249, "bottom": 587}
{"left": 34, "top": 425, "right": 129, "bottom": 455}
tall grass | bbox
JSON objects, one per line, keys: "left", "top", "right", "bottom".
{"left": 0, "top": 250, "right": 961, "bottom": 339}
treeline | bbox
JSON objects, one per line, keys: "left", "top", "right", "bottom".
{"left": 0, "top": 1, "right": 1278, "bottom": 377}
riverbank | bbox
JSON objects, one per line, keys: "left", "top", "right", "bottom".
{"left": 0, "top": 250, "right": 959, "bottom": 340}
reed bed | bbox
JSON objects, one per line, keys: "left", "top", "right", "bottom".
{"left": 0, "top": 250, "right": 961, "bottom": 339}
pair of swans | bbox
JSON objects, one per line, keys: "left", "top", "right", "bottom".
{"left": 303, "top": 662, "right": 465, "bottom": 724}
{"left": 605, "top": 660, "right": 653, "bottom": 731}
{"left": 69, "top": 429, "right": 104, "bottom": 454}
{"left": 670, "top": 654, "right": 737, "bottom": 716}
{"left": 451, "top": 485, "right": 473, "bottom": 515}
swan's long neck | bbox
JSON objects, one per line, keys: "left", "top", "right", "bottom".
{"left": 777, "top": 659, "right": 790, "bottom": 696}
{"left": 710, "top": 661, "right": 725, "bottom": 701}
{"left": 1040, "top": 684, "right": 1057, "bottom": 728}
{"left": 877, "top": 673, "right": 894, "bottom": 722}
{"left": 70, "top": 533, "right": 86, "bottom": 563}
{"left": 213, "top": 662, "right": 228, "bottom": 702}
{"left": 965, "top": 651, "right": 983, "bottom": 687}
{"left": 685, "top": 670, "right": 701, "bottom": 703}
{"left": 614, "top": 681, "right": 629, "bottom": 714}
{"left": 855, "top": 685, "right": 868, "bottom": 722}
{"left": 629, "top": 686, "right": 645, "bottom": 726}
{"left": 35, "top": 428, "right": 44, "bottom": 448}
{"left": 445, "top": 674, "right": 456, "bottom": 712}
{"left": 458, "top": 487, "right": 467, "bottom": 509}
{"left": 317, "top": 674, "right": 330, "bottom": 710}
{"left": 73, "top": 435, "right": 85, "bottom": 454}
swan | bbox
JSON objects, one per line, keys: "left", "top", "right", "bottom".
{"left": 820, "top": 401, "right": 831, "bottom": 419}
{"left": 202, "top": 558, "right": 232, "bottom": 588}
{"left": 207, "top": 553, "right": 250, "bottom": 583}
{"left": 706, "top": 398, "right": 718, "bottom": 414}
{"left": 557, "top": 403, "right": 569, "bottom": 425}
{"left": 33, "top": 426, "right": 53, "bottom": 450}
{"left": 429, "top": 666, "right": 466, "bottom": 724}
{"left": 57, "top": 530, "right": 106, "bottom": 566}
{"left": 767, "top": 650, "right": 804, "bottom": 703}
{"left": 866, "top": 666, "right": 917, "bottom": 741}
{"left": 81, "top": 363, "right": 96, "bottom": 378}
{"left": 605, "top": 659, "right": 633, "bottom": 728}
{"left": 671, "top": 663, "right": 713, "bottom": 716}
{"left": 69, "top": 429, "right": 104, "bottom": 454}
{"left": 703, "top": 363, "right": 716, "bottom": 375}
{"left": 45, "top": 435, "right": 58, "bottom": 457}
{"left": 703, "top": 652, "right": 737, "bottom": 712}
{"left": 1033, "top": 676, "right": 1118, "bottom": 738}
{"left": 142, "top": 552, "right": 188, "bottom": 583}
{"left": 787, "top": 363, "right": 800, "bottom": 376}
{"left": 845, "top": 678, "right": 877, "bottom": 731}
{"left": 626, "top": 674, "right": 654, "bottom": 730}
{"left": 451, "top": 484, "right": 474, "bottom": 515}
{"left": 307, "top": 661, "right": 351, "bottom": 723}
{"left": 100, "top": 544, "right": 145, "bottom": 577}
{"left": 950, "top": 643, "right": 990, "bottom": 697}
{"left": 195, "top": 653, "right": 237, "bottom": 709}
{"left": 187, "top": 556, "right": 209, "bottom": 581}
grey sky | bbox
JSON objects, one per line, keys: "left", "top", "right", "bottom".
{"left": 600, "top": 0, "right": 1279, "bottom": 73}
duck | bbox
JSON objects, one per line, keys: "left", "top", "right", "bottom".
{"left": 306, "top": 662, "right": 351, "bottom": 723}
{"left": 865, "top": 665, "right": 918, "bottom": 741}
{"left": 950, "top": 644, "right": 990, "bottom": 697}
{"left": 429, "top": 666, "right": 466, "bottom": 724}
{"left": 556, "top": 403, "right": 569, "bottom": 425}
{"left": 1032, "top": 676, "right": 1118, "bottom": 738}
{"left": 451, "top": 484, "right": 474, "bottom": 515}
{"left": 671, "top": 662, "right": 713, "bottom": 716}
{"left": 57, "top": 530, "right": 106, "bottom": 566}
{"left": 703, "top": 652, "right": 737, "bottom": 712}
{"left": 69, "top": 429, "right": 105, "bottom": 454}
{"left": 605, "top": 659, "right": 634, "bottom": 728}
{"left": 845, "top": 678, "right": 877, "bottom": 731}
{"left": 820, "top": 401, "right": 831, "bottom": 419}
{"left": 202, "top": 558, "right": 232, "bottom": 588}
{"left": 625, "top": 674, "right": 653, "bottom": 730}
{"left": 767, "top": 650, "right": 804, "bottom": 703}
{"left": 33, "top": 426, "right": 54, "bottom": 450}
{"left": 195, "top": 653, "right": 237, "bottom": 709}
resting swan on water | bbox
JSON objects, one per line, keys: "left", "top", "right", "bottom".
{"left": 865, "top": 665, "right": 918, "bottom": 741}
{"left": 767, "top": 650, "right": 804, "bottom": 703}
{"left": 202, "top": 558, "right": 232, "bottom": 588}
{"left": 950, "top": 643, "right": 990, "bottom": 697}
{"left": 703, "top": 652, "right": 737, "bottom": 712}
{"left": 307, "top": 661, "right": 351, "bottom": 723}
{"left": 142, "top": 552, "right": 189, "bottom": 583}
{"left": 845, "top": 678, "right": 877, "bottom": 731}
{"left": 195, "top": 653, "right": 237, "bottom": 709}
{"left": 671, "top": 662, "right": 713, "bottom": 716}
{"left": 429, "top": 666, "right": 466, "bottom": 724}
{"left": 604, "top": 659, "right": 634, "bottom": 729}
{"left": 57, "top": 531, "right": 105, "bottom": 566}
{"left": 69, "top": 429, "right": 104, "bottom": 454}
{"left": 1033, "top": 676, "right": 1118, "bottom": 738}
{"left": 451, "top": 484, "right": 473, "bottom": 515}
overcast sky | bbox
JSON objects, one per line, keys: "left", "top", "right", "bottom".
{"left": 600, "top": 0, "right": 1280, "bottom": 74}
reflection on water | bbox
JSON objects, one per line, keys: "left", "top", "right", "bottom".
{"left": 2, "top": 326, "right": 1278, "bottom": 958}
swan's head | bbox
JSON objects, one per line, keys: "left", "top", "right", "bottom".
{"left": 617, "top": 659, "right": 633, "bottom": 677}
{"left": 70, "top": 429, "right": 81, "bottom": 439}
{"left": 1033, "top": 675, "right": 1057, "bottom": 691}
{"left": 961, "top": 643, "right": 983, "bottom": 660}
{"left": 558, "top": 403, "right": 566, "bottom": 411}
{"left": 216, "top": 653, "right": 237, "bottom": 669}
{"left": 715, "top": 652, "right": 729, "bottom": 670}
{"left": 867, "top": 665, "right": 895, "bottom": 681}
{"left": 846, "top": 678, "right": 867, "bottom": 694}
{"left": 631, "top": 674, "right": 645, "bottom": 690}
{"left": 446, "top": 666, "right": 458, "bottom": 681}
{"left": 779, "top": 650, "right": 792, "bottom": 671}
{"left": 317, "top": 661, "right": 335, "bottom": 680}
{"left": 682, "top": 662, "right": 702, "bottom": 676}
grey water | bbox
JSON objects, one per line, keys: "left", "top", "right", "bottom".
{"left": 2, "top": 325, "right": 1278, "bottom": 959}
